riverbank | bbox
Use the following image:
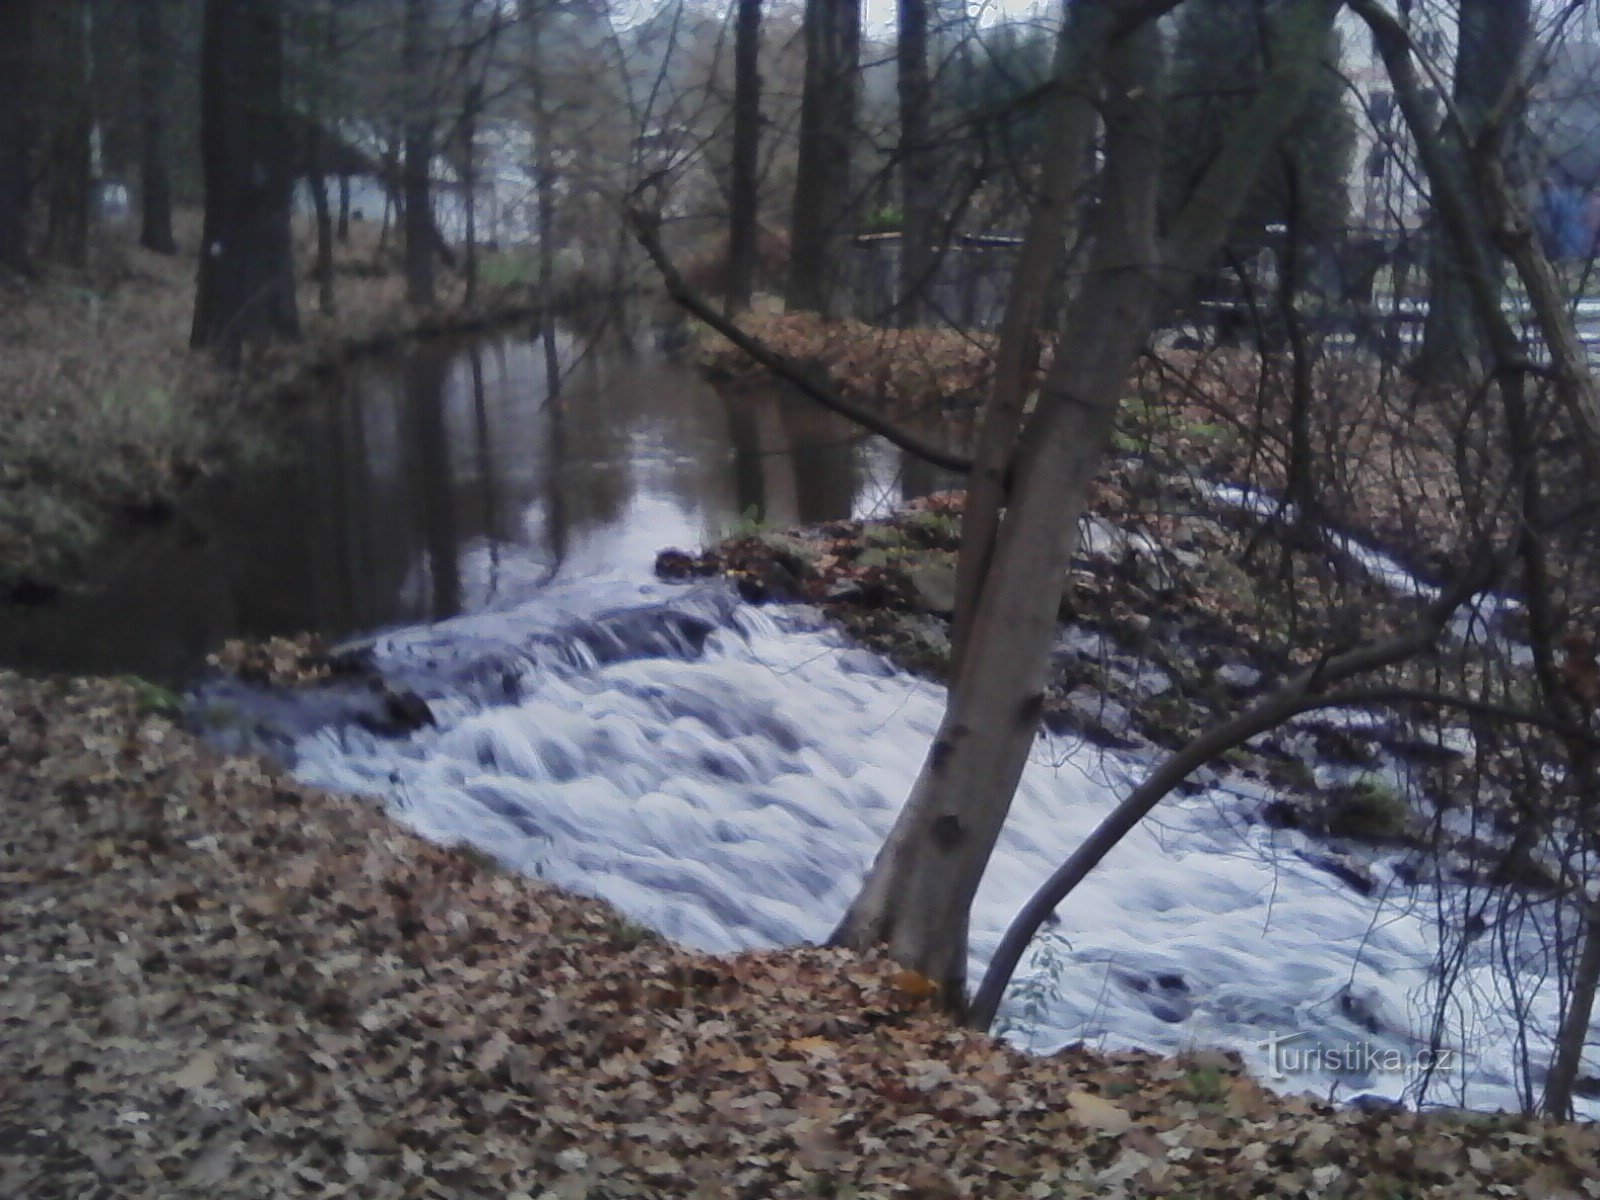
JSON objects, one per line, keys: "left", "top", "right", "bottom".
{"left": 4, "top": 666, "right": 1596, "bottom": 1198}
{"left": 0, "top": 216, "right": 551, "bottom": 602}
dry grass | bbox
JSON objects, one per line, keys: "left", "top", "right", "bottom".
{"left": 0, "top": 212, "right": 536, "bottom": 593}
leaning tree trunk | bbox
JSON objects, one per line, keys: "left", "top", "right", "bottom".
{"left": 136, "top": 0, "right": 178, "bottom": 255}
{"left": 191, "top": 0, "right": 300, "bottom": 364}
{"left": 830, "top": 19, "right": 1167, "bottom": 1001}
{"left": 832, "top": 0, "right": 1342, "bottom": 1007}
{"left": 786, "top": 0, "right": 861, "bottom": 317}
{"left": 949, "top": 4, "right": 1109, "bottom": 666}
{"left": 0, "top": 0, "right": 35, "bottom": 277}
{"left": 724, "top": 0, "right": 762, "bottom": 316}
{"left": 896, "top": 0, "right": 936, "bottom": 327}
{"left": 402, "top": 0, "right": 436, "bottom": 306}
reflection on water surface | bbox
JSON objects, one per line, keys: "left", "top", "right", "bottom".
{"left": 0, "top": 326, "right": 955, "bottom": 680}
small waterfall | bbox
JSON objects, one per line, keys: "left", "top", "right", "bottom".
{"left": 199, "top": 566, "right": 1593, "bottom": 1118}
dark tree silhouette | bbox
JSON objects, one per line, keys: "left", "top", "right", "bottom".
{"left": 786, "top": 0, "right": 861, "bottom": 316}
{"left": 41, "top": 0, "right": 93, "bottom": 268}
{"left": 136, "top": 0, "right": 179, "bottom": 255}
{"left": 0, "top": 0, "right": 35, "bottom": 278}
{"left": 724, "top": 0, "right": 762, "bottom": 316}
{"left": 191, "top": 0, "right": 300, "bottom": 364}
{"left": 402, "top": 0, "right": 437, "bottom": 306}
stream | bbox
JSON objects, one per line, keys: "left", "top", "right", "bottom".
{"left": 5, "top": 325, "right": 1592, "bottom": 1118}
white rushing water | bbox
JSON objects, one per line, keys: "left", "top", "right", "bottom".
{"left": 271, "top": 564, "right": 1594, "bottom": 1118}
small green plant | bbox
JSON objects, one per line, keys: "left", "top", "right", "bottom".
{"left": 1184, "top": 1063, "right": 1226, "bottom": 1104}
{"left": 718, "top": 504, "right": 771, "bottom": 541}
{"left": 1325, "top": 773, "right": 1410, "bottom": 840}
{"left": 861, "top": 205, "right": 904, "bottom": 234}
{"left": 604, "top": 915, "right": 659, "bottom": 948}
{"left": 994, "top": 933, "right": 1072, "bottom": 1049}
{"left": 118, "top": 675, "right": 184, "bottom": 719}
{"left": 901, "top": 509, "right": 960, "bottom": 549}
{"left": 478, "top": 249, "right": 541, "bottom": 289}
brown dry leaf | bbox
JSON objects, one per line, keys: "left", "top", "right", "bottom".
{"left": 1065, "top": 1089, "right": 1134, "bottom": 1134}
{"left": 170, "top": 1049, "right": 218, "bottom": 1090}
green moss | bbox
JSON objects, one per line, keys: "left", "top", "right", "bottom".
{"left": 1324, "top": 774, "right": 1410, "bottom": 840}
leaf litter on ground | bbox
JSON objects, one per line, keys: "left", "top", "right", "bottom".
{"left": 3, "top": 669, "right": 1598, "bottom": 1198}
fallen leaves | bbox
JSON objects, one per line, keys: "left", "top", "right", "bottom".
{"left": 3, "top": 668, "right": 1600, "bottom": 1198}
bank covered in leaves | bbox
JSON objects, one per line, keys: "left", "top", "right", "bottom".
{"left": 4, "top": 669, "right": 1599, "bottom": 1198}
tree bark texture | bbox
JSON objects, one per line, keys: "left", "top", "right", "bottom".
{"left": 724, "top": 0, "right": 762, "bottom": 316}
{"left": 41, "top": 0, "right": 92, "bottom": 268}
{"left": 1416, "top": 0, "right": 1529, "bottom": 385}
{"left": 786, "top": 0, "right": 861, "bottom": 316}
{"left": 136, "top": 0, "right": 178, "bottom": 255}
{"left": 0, "top": 0, "right": 35, "bottom": 277}
{"left": 190, "top": 0, "right": 300, "bottom": 364}
{"left": 402, "top": 0, "right": 437, "bottom": 306}
{"left": 896, "top": 0, "right": 936, "bottom": 326}
{"left": 831, "top": 0, "right": 1342, "bottom": 1009}
{"left": 830, "top": 17, "right": 1169, "bottom": 1004}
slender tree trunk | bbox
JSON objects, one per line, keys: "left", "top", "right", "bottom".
{"left": 897, "top": 0, "right": 935, "bottom": 327}
{"left": 463, "top": 81, "right": 481, "bottom": 307}
{"left": 307, "top": 131, "right": 336, "bottom": 313}
{"left": 949, "top": 8, "right": 1107, "bottom": 665}
{"left": 191, "top": 0, "right": 300, "bottom": 364}
{"left": 523, "top": 0, "right": 560, "bottom": 315}
{"left": 337, "top": 173, "right": 351, "bottom": 241}
{"left": 402, "top": 0, "right": 436, "bottom": 306}
{"left": 724, "top": 0, "right": 762, "bottom": 317}
{"left": 831, "top": 20, "right": 1169, "bottom": 1002}
{"left": 786, "top": 0, "right": 861, "bottom": 317}
{"left": 1415, "top": 0, "right": 1529, "bottom": 386}
{"left": 833, "top": 0, "right": 1341, "bottom": 1005}
{"left": 42, "top": 0, "right": 92, "bottom": 268}
{"left": 1545, "top": 903, "right": 1600, "bottom": 1118}
{"left": 136, "top": 0, "right": 178, "bottom": 255}
{"left": 0, "top": 0, "right": 35, "bottom": 277}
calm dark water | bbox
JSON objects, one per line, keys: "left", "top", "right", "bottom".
{"left": 0, "top": 324, "right": 954, "bottom": 682}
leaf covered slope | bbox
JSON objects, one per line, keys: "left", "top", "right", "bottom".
{"left": 2, "top": 669, "right": 1598, "bottom": 1198}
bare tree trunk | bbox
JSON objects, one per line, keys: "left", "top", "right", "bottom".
{"left": 831, "top": 18, "right": 1168, "bottom": 1002}
{"left": 42, "top": 0, "right": 92, "bottom": 269}
{"left": 0, "top": 0, "right": 34, "bottom": 278}
{"left": 1415, "top": 0, "right": 1529, "bottom": 387}
{"left": 191, "top": 0, "right": 300, "bottom": 364}
{"left": 896, "top": 0, "right": 935, "bottom": 327}
{"left": 524, "top": 0, "right": 560, "bottom": 315}
{"left": 786, "top": 0, "right": 861, "bottom": 317}
{"left": 1545, "top": 903, "right": 1600, "bottom": 1119}
{"left": 832, "top": 0, "right": 1341, "bottom": 1006}
{"left": 463, "top": 81, "right": 481, "bottom": 307}
{"left": 949, "top": 8, "right": 1109, "bottom": 665}
{"left": 136, "top": 0, "right": 178, "bottom": 255}
{"left": 724, "top": 0, "right": 761, "bottom": 317}
{"left": 307, "top": 131, "right": 336, "bottom": 313}
{"left": 402, "top": 0, "right": 436, "bottom": 306}
{"left": 337, "top": 173, "right": 351, "bottom": 242}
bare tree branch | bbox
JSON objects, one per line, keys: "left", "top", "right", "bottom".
{"left": 625, "top": 206, "right": 975, "bottom": 474}
{"left": 967, "top": 548, "right": 1507, "bottom": 1032}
